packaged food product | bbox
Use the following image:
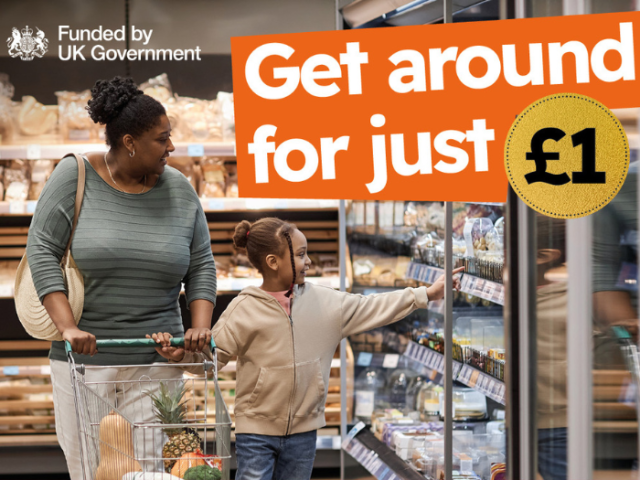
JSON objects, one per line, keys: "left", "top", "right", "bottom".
{"left": 217, "top": 91, "right": 235, "bottom": 141}
{"left": 0, "top": 166, "right": 4, "bottom": 200}
{"left": 17, "top": 96, "right": 57, "bottom": 136}
{"left": 200, "top": 157, "right": 227, "bottom": 198}
{"left": 167, "top": 157, "right": 199, "bottom": 193}
{"left": 29, "top": 159, "right": 54, "bottom": 200}
{"left": 163, "top": 99, "right": 188, "bottom": 142}
{"left": 463, "top": 217, "right": 494, "bottom": 257}
{"left": 139, "top": 73, "right": 173, "bottom": 103}
{"left": 4, "top": 160, "right": 29, "bottom": 201}
{"left": 224, "top": 162, "right": 239, "bottom": 197}
{"left": 56, "top": 90, "right": 96, "bottom": 141}
{"left": 0, "top": 74, "right": 15, "bottom": 144}
{"left": 178, "top": 96, "right": 222, "bottom": 142}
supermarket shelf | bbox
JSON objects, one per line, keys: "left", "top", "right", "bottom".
{"left": 404, "top": 340, "right": 461, "bottom": 379}
{"left": 217, "top": 275, "right": 348, "bottom": 293}
{"left": 343, "top": 424, "right": 425, "bottom": 480}
{"left": 0, "top": 275, "right": 348, "bottom": 299}
{"left": 404, "top": 341, "right": 506, "bottom": 405}
{"left": 0, "top": 197, "right": 340, "bottom": 216}
{"left": 1, "top": 364, "right": 51, "bottom": 376}
{"left": 0, "top": 434, "right": 58, "bottom": 446}
{"left": 456, "top": 363, "right": 506, "bottom": 405}
{"left": 201, "top": 197, "right": 339, "bottom": 211}
{"left": 405, "top": 262, "right": 504, "bottom": 306}
{"left": 0, "top": 141, "right": 235, "bottom": 159}
{"left": 355, "top": 352, "right": 404, "bottom": 369}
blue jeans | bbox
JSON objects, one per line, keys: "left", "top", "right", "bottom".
{"left": 235, "top": 430, "right": 317, "bottom": 480}
{"left": 538, "top": 427, "right": 568, "bottom": 480}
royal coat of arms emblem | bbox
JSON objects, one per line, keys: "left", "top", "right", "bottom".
{"left": 7, "top": 26, "right": 48, "bottom": 61}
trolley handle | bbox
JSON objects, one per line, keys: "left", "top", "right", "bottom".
{"left": 64, "top": 337, "right": 216, "bottom": 354}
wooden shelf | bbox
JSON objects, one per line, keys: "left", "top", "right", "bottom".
{"left": 0, "top": 141, "right": 235, "bottom": 159}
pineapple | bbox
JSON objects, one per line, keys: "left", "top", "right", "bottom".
{"left": 146, "top": 382, "right": 202, "bottom": 472}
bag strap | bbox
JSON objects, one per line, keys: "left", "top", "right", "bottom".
{"left": 61, "top": 153, "right": 86, "bottom": 265}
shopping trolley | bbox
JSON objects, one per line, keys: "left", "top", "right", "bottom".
{"left": 66, "top": 338, "right": 232, "bottom": 480}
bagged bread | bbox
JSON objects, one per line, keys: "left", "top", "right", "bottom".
{"left": 200, "top": 157, "right": 226, "bottom": 198}
{"left": 17, "top": 96, "right": 57, "bottom": 136}
{"left": 56, "top": 90, "right": 96, "bottom": 141}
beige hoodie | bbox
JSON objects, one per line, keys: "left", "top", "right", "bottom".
{"left": 212, "top": 282, "right": 429, "bottom": 436}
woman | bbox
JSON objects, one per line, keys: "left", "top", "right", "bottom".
{"left": 25, "top": 76, "right": 217, "bottom": 479}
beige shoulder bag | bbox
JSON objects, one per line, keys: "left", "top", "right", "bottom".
{"left": 14, "top": 153, "right": 86, "bottom": 341}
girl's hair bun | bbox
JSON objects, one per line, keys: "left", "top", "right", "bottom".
{"left": 86, "top": 76, "right": 142, "bottom": 125}
{"left": 233, "top": 220, "right": 252, "bottom": 249}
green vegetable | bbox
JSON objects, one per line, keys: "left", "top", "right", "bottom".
{"left": 183, "top": 464, "right": 222, "bottom": 480}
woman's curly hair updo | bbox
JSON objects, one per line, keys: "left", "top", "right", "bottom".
{"left": 86, "top": 76, "right": 166, "bottom": 148}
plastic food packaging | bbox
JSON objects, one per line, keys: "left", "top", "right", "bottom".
{"left": 439, "top": 387, "right": 487, "bottom": 422}
{"left": 163, "top": 99, "right": 188, "bottom": 142}
{"left": 178, "top": 96, "right": 222, "bottom": 142}
{"left": 0, "top": 74, "right": 15, "bottom": 144}
{"left": 29, "top": 159, "right": 54, "bottom": 200}
{"left": 200, "top": 157, "right": 227, "bottom": 198}
{"left": 4, "top": 160, "right": 29, "bottom": 201}
{"left": 139, "top": 73, "right": 173, "bottom": 103}
{"left": 17, "top": 96, "right": 57, "bottom": 136}
{"left": 217, "top": 92, "right": 235, "bottom": 141}
{"left": 166, "top": 157, "right": 200, "bottom": 194}
{"left": 224, "top": 162, "right": 239, "bottom": 198}
{"left": 56, "top": 90, "right": 96, "bottom": 141}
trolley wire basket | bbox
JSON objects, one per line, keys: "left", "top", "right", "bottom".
{"left": 66, "top": 338, "right": 232, "bottom": 480}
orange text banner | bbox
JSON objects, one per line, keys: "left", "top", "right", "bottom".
{"left": 231, "top": 11, "right": 640, "bottom": 202}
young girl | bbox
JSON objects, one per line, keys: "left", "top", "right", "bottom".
{"left": 151, "top": 217, "right": 462, "bottom": 480}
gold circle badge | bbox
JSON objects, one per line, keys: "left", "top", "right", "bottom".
{"left": 505, "top": 93, "right": 629, "bottom": 218}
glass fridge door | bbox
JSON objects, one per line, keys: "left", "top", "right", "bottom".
{"left": 342, "top": 200, "right": 508, "bottom": 480}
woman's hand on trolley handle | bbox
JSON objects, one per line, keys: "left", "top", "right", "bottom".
{"left": 42, "top": 291, "right": 97, "bottom": 356}
{"left": 426, "top": 266, "right": 464, "bottom": 301}
{"left": 62, "top": 327, "right": 98, "bottom": 356}
{"left": 147, "top": 332, "right": 186, "bottom": 362}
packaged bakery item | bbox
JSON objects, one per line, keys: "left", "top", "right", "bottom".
{"left": 463, "top": 217, "right": 494, "bottom": 257}
{"left": 17, "top": 96, "right": 57, "bottom": 136}
{"left": 56, "top": 90, "right": 96, "bottom": 141}
{"left": 178, "top": 95, "right": 222, "bottom": 142}
{"left": 404, "top": 202, "right": 418, "bottom": 226}
{"left": 167, "top": 157, "right": 199, "bottom": 193}
{"left": 4, "top": 160, "right": 29, "bottom": 201}
{"left": 0, "top": 74, "right": 15, "bottom": 144}
{"left": 139, "top": 73, "right": 173, "bottom": 103}
{"left": 29, "top": 159, "right": 54, "bottom": 200}
{"left": 163, "top": 98, "right": 188, "bottom": 141}
{"left": 200, "top": 157, "right": 227, "bottom": 198}
{"left": 439, "top": 387, "right": 487, "bottom": 422}
{"left": 217, "top": 91, "right": 235, "bottom": 141}
{"left": 225, "top": 162, "right": 239, "bottom": 197}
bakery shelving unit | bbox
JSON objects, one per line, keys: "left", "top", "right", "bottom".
{"left": 0, "top": 141, "right": 353, "bottom": 473}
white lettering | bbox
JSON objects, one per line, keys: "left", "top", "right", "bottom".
{"left": 429, "top": 47, "right": 458, "bottom": 91}
{"left": 301, "top": 54, "right": 342, "bottom": 97}
{"left": 339, "top": 42, "right": 368, "bottom": 95}
{"left": 245, "top": 43, "right": 299, "bottom": 100}
{"left": 389, "top": 50, "right": 427, "bottom": 93}
{"left": 591, "top": 22, "right": 636, "bottom": 82}
{"left": 502, "top": 44, "right": 544, "bottom": 86}
{"left": 549, "top": 41, "right": 591, "bottom": 84}
{"left": 456, "top": 46, "right": 502, "bottom": 89}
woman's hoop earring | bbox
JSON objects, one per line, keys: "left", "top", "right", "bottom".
{"left": 129, "top": 150, "right": 135, "bottom": 158}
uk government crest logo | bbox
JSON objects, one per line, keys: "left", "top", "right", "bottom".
{"left": 7, "top": 26, "right": 48, "bottom": 61}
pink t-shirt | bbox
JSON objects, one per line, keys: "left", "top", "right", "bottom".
{"left": 264, "top": 289, "right": 291, "bottom": 316}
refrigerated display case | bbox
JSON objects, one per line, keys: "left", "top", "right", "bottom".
{"left": 342, "top": 200, "right": 508, "bottom": 480}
